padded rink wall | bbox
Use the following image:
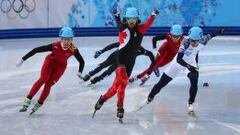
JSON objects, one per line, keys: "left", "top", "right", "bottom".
{"left": 0, "top": 0, "right": 240, "bottom": 39}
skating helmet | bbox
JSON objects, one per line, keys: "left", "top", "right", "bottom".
{"left": 125, "top": 7, "right": 139, "bottom": 18}
{"left": 170, "top": 24, "right": 183, "bottom": 36}
{"left": 188, "top": 27, "right": 203, "bottom": 40}
{"left": 59, "top": 27, "right": 74, "bottom": 38}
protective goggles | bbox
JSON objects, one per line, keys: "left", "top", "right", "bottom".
{"left": 171, "top": 35, "right": 181, "bottom": 39}
{"left": 126, "top": 17, "right": 138, "bottom": 23}
{"left": 189, "top": 39, "right": 199, "bottom": 44}
{"left": 61, "top": 37, "right": 73, "bottom": 41}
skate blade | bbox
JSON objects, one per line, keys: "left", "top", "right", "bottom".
{"left": 139, "top": 81, "right": 147, "bottom": 86}
{"left": 134, "top": 100, "right": 149, "bottom": 112}
{"left": 29, "top": 110, "right": 36, "bottom": 116}
{"left": 87, "top": 83, "right": 95, "bottom": 87}
{"left": 92, "top": 110, "right": 97, "bottom": 118}
{"left": 19, "top": 107, "right": 28, "bottom": 112}
{"left": 128, "top": 80, "right": 135, "bottom": 84}
{"left": 118, "top": 118, "right": 123, "bottom": 124}
{"left": 188, "top": 111, "right": 198, "bottom": 118}
{"left": 134, "top": 105, "right": 144, "bottom": 112}
{"left": 78, "top": 81, "right": 84, "bottom": 84}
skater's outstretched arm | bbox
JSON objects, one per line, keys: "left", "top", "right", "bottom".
{"left": 195, "top": 28, "right": 224, "bottom": 65}
{"left": 152, "top": 35, "right": 166, "bottom": 49}
{"left": 101, "top": 42, "right": 119, "bottom": 53}
{"left": 94, "top": 42, "right": 119, "bottom": 58}
{"left": 15, "top": 44, "right": 52, "bottom": 67}
{"left": 74, "top": 49, "right": 85, "bottom": 73}
{"left": 138, "top": 9, "right": 159, "bottom": 34}
{"left": 200, "top": 27, "right": 225, "bottom": 45}
{"left": 210, "top": 27, "right": 225, "bottom": 38}
{"left": 22, "top": 44, "right": 52, "bottom": 61}
{"left": 113, "top": 8, "right": 126, "bottom": 31}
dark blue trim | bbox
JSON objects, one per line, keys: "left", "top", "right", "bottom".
{"left": 0, "top": 27, "right": 240, "bottom": 39}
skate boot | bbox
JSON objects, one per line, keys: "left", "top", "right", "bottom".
{"left": 128, "top": 76, "right": 138, "bottom": 83}
{"left": 29, "top": 102, "right": 42, "bottom": 115}
{"left": 153, "top": 68, "right": 160, "bottom": 77}
{"left": 83, "top": 74, "right": 91, "bottom": 81}
{"left": 94, "top": 95, "right": 105, "bottom": 110}
{"left": 188, "top": 104, "right": 194, "bottom": 112}
{"left": 188, "top": 103, "right": 197, "bottom": 117}
{"left": 19, "top": 98, "right": 32, "bottom": 112}
{"left": 117, "top": 108, "right": 124, "bottom": 123}
{"left": 90, "top": 76, "right": 101, "bottom": 85}
{"left": 92, "top": 95, "right": 105, "bottom": 118}
{"left": 139, "top": 75, "right": 150, "bottom": 86}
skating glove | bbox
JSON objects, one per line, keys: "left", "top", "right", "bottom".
{"left": 16, "top": 59, "right": 24, "bottom": 67}
{"left": 113, "top": 8, "right": 120, "bottom": 17}
{"left": 187, "top": 64, "right": 198, "bottom": 72}
{"left": 94, "top": 50, "right": 102, "bottom": 58}
{"left": 219, "top": 27, "right": 225, "bottom": 34}
{"left": 210, "top": 27, "right": 226, "bottom": 38}
{"left": 77, "top": 72, "right": 84, "bottom": 80}
{"left": 152, "top": 9, "right": 159, "bottom": 17}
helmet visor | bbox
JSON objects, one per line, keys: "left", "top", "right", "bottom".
{"left": 126, "top": 17, "right": 138, "bottom": 23}
{"left": 189, "top": 39, "right": 199, "bottom": 47}
{"left": 61, "top": 37, "right": 73, "bottom": 41}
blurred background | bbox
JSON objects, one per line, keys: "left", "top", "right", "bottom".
{"left": 0, "top": 1, "right": 240, "bottom": 135}
{"left": 0, "top": 0, "right": 240, "bottom": 39}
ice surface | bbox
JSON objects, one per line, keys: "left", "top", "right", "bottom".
{"left": 0, "top": 36, "right": 240, "bottom": 135}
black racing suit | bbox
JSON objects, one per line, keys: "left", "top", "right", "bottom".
{"left": 114, "top": 15, "right": 155, "bottom": 77}
{"left": 88, "top": 42, "right": 155, "bottom": 84}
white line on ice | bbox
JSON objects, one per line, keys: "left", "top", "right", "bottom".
{"left": 212, "top": 119, "right": 240, "bottom": 133}
{"left": 214, "top": 36, "right": 240, "bottom": 41}
{"left": 201, "top": 51, "right": 240, "bottom": 56}
{"left": 0, "top": 63, "right": 96, "bottom": 81}
{"left": 0, "top": 69, "right": 38, "bottom": 80}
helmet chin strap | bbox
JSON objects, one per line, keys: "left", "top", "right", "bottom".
{"left": 61, "top": 42, "right": 68, "bottom": 50}
{"left": 61, "top": 42, "right": 76, "bottom": 52}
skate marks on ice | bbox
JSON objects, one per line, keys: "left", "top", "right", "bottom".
{"left": 1, "top": 37, "right": 240, "bottom": 134}
{"left": 212, "top": 119, "right": 240, "bottom": 134}
{"left": 134, "top": 105, "right": 234, "bottom": 134}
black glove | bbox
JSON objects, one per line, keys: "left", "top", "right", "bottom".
{"left": 94, "top": 50, "right": 102, "bottom": 58}
{"left": 219, "top": 27, "right": 225, "bottom": 34}
{"left": 152, "top": 9, "right": 159, "bottom": 16}
{"left": 187, "top": 64, "right": 198, "bottom": 72}
{"left": 113, "top": 8, "right": 120, "bottom": 17}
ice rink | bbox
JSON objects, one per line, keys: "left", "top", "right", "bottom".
{"left": 0, "top": 36, "right": 240, "bottom": 135}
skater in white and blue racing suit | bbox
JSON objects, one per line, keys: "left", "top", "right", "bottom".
{"left": 146, "top": 27, "right": 225, "bottom": 112}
